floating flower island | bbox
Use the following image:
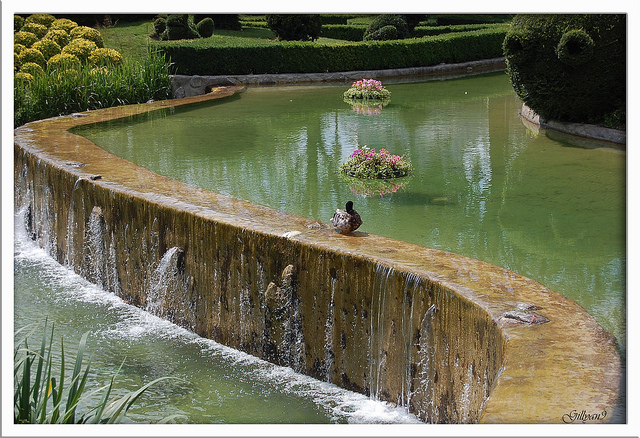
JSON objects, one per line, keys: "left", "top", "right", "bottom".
{"left": 339, "top": 146, "right": 412, "bottom": 179}
{"left": 343, "top": 78, "right": 391, "bottom": 100}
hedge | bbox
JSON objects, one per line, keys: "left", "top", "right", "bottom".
{"left": 503, "top": 14, "right": 625, "bottom": 127}
{"left": 153, "top": 26, "right": 507, "bottom": 75}
{"left": 321, "top": 23, "right": 505, "bottom": 42}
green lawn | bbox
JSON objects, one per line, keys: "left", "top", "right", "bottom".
{"left": 99, "top": 20, "right": 156, "bottom": 59}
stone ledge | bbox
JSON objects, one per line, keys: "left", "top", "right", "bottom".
{"left": 171, "top": 57, "right": 506, "bottom": 98}
{"left": 520, "top": 103, "right": 626, "bottom": 146}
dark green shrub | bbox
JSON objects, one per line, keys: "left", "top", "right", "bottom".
{"left": 503, "top": 14, "right": 625, "bottom": 127}
{"left": 154, "top": 26, "right": 507, "bottom": 75}
{"left": 321, "top": 24, "right": 367, "bottom": 41}
{"left": 196, "top": 17, "right": 215, "bottom": 38}
{"left": 266, "top": 14, "right": 322, "bottom": 41}
{"left": 363, "top": 15, "right": 409, "bottom": 41}
{"left": 165, "top": 14, "right": 199, "bottom": 40}
{"left": 404, "top": 14, "right": 428, "bottom": 32}
{"left": 364, "top": 25, "right": 398, "bottom": 41}
{"left": 194, "top": 14, "right": 241, "bottom": 30}
{"left": 15, "top": 15, "right": 25, "bottom": 32}
{"left": 154, "top": 16, "right": 167, "bottom": 36}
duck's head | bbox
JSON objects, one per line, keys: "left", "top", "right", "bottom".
{"left": 345, "top": 200, "right": 354, "bottom": 213}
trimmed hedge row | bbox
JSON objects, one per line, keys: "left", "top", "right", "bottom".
{"left": 321, "top": 23, "right": 506, "bottom": 42}
{"left": 154, "top": 27, "right": 507, "bottom": 76}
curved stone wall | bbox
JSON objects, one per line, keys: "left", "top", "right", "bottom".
{"left": 14, "top": 87, "right": 622, "bottom": 423}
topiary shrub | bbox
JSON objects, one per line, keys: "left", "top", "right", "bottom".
{"left": 89, "top": 47, "right": 123, "bottom": 67}
{"left": 25, "top": 13, "right": 56, "bottom": 27}
{"left": 14, "top": 43, "right": 26, "bottom": 54}
{"left": 556, "top": 29, "right": 594, "bottom": 67}
{"left": 266, "top": 14, "right": 322, "bottom": 41}
{"left": 363, "top": 14, "right": 409, "bottom": 41}
{"left": 15, "top": 15, "right": 25, "bottom": 32}
{"left": 70, "top": 26, "right": 104, "bottom": 48}
{"left": 503, "top": 14, "right": 625, "bottom": 128}
{"left": 363, "top": 25, "right": 398, "bottom": 41}
{"left": 15, "top": 71, "right": 34, "bottom": 83}
{"left": 21, "top": 22, "right": 48, "bottom": 39}
{"left": 14, "top": 31, "right": 39, "bottom": 47}
{"left": 43, "top": 29, "right": 70, "bottom": 47}
{"left": 20, "top": 61, "right": 45, "bottom": 77}
{"left": 50, "top": 18, "right": 78, "bottom": 33}
{"left": 32, "top": 39, "right": 62, "bottom": 60}
{"left": 194, "top": 14, "right": 241, "bottom": 31}
{"left": 196, "top": 17, "right": 215, "bottom": 38}
{"left": 165, "top": 14, "right": 199, "bottom": 40}
{"left": 18, "top": 48, "right": 46, "bottom": 68}
{"left": 47, "top": 52, "right": 82, "bottom": 71}
{"left": 61, "top": 38, "right": 97, "bottom": 63}
{"left": 154, "top": 16, "right": 167, "bottom": 37}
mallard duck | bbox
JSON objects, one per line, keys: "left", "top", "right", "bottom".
{"left": 331, "top": 201, "right": 362, "bottom": 234}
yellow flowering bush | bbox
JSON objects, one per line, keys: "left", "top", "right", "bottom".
{"left": 14, "top": 43, "right": 26, "bottom": 54}
{"left": 32, "top": 39, "right": 61, "bottom": 60}
{"left": 43, "top": 29, "right": 70, "bottom": 47}
{"left": 62, "top": 38, "right": 97, "bottom": 63}
{"left": 14, "top": 31, "right": 38, "bottom": 48}
{"left": 25, "top": 13, "right": 56, "bottom": 27}
{"left": 47, "top": 53, "right": 81, "bottom": 71}
{"left": 21, "top": 22, "right": 48, "bottom": 39}
{"left": 89, "top": 48, "right": 123, "bottom": 67}
{"left": 70, "top": 26, "right": 104, "bottom": 48}
{"left": 15, "top": 15, "right": 25, "bottom": 31}
{"left": 15, "top": 71, "right": 34, "bottom": 83}
{"left": 20, "top": 62, "right": 45, "bottom": 77}
{"left": 50, "top": 18, "right": 78, "bottom": 33}
{"left": 18, "top": 48, "right": 46, "bottom": 68}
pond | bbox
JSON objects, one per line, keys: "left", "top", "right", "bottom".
{"left": 73, "top": 71, "right": 626, "bottom": 357}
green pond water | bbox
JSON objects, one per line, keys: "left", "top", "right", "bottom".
{"left": 74, "top": 72, "right": 626, "bottom": 355}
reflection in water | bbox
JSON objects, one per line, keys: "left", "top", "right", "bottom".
{"left": 74, "top": 73, "right": 626, "bottom": 354}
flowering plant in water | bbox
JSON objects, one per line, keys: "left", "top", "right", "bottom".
{"left": 343, "top": 78, "right": 391, "bottom": 100}
{"left": 339, "top": 146, "right": 412, "bottom": 179}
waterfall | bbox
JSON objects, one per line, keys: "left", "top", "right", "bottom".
{"left": 368, "top": 264, "right": 393, "bottom": 401}
{"left": 146, "top": 246, "right": 192, "bottom": 327}
{"left": 323, "top": 278, "right": 337, "bottom": 381}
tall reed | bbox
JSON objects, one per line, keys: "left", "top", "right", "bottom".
{"left": 14, "top": 50, "right": 172, "bottom": 127}
{"left": 14, "top": 320, "right": 180, "bottom": 424}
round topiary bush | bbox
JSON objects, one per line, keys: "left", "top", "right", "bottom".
{"left": 14, "top": 30, "right": 39, "bottom": 47}
{"left": 194, "top": 14, "right": 241, "bottom": 31}
{"left": 21, "top": 22, "right": 48, "bottom": 39}
{"left": 196, "top": 17, "right": 215, "bottom": 38}
{"left": 18, "top": 47, "right": 46, "bottom": 68}
{"left": 20, "top": 61, "right": 45, "bottom": 77}
{"left": 153, "top": 17, "right": 167, "bottom": 37}
{"left": 266, "top": 14, "right": 322, "bottom": 41}
{"left": 50, "top": 18, "right": 78, "bottom": 34}
{"left": 25, "top": 13, "right": 56, "bottom": 27}
{"left": 61, "top": 38, "right": 97, "bottom": 63}
{"left": 15, "top": 71, "right": 34, "bottom": 83}
{"left": 32, "top": 39, "right": 62, "bottom": 60}
{"left": 363, "top": 14, "right": 409, "bottom": 41}
{"left": 70, "top": 26, "right": 104, "bottom": 48}
{"left": 363, "top": 24, "right": 398, "bottom": 41}
{"left": 165, "top": 14, "right": 199, "bottom": 40}
{"left": 43, "top": 29, "right": 70, "bottom": 47}
{"left": 15, "top": 15, "right": 25, "bottom": 32}
{"left": 503, "top": 14, "right": 625, "bottom": 128}
{"left": 14, "top": 43, "right": 26, "bottom": 54}
{"left": 89, "top": 47, "right": 123, "bottom": 67}
{"left": 47, "top": 52, "right": 82, "bottom": 71}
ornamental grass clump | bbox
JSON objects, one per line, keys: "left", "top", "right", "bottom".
{"left": 343, "top": 78, "right": 391, "bottom": 100}
{"left": 339, "top": 146, "right": 412, "bottom": 179}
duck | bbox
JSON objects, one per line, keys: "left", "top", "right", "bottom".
{"left": 331, "top": 201, "right": 362, "bottom": 234}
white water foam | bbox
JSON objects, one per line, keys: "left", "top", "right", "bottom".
{"left": 13, "top": 209, "right": 421, "bottom": 425}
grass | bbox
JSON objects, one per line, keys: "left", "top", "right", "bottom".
{"left": 14, "top": 321, "right": 181, "bottom": 424}
{"left": 14, "top": 50, "right": 171, "bottom": 127}
{"left": 99, "top": 19, "right": 157, "bottom": 59}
